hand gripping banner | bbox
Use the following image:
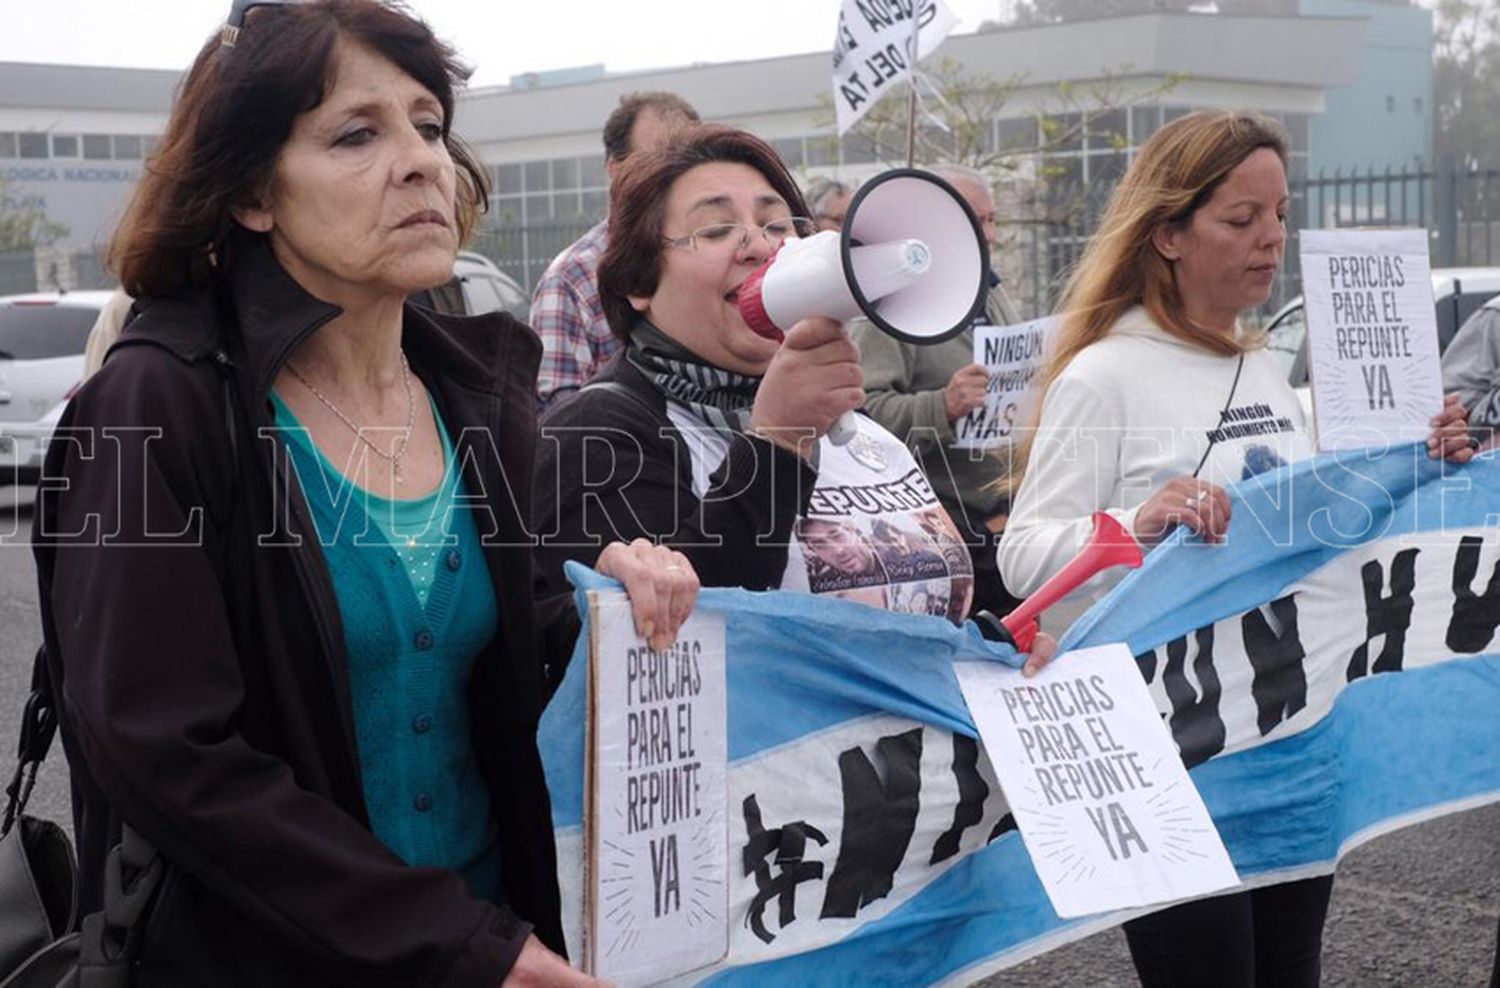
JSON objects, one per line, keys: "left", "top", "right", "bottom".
{"left": 539, "top": 444, "right": 1500, "bottom": 986}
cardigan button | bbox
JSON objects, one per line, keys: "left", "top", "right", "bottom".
{"left": 413, "top": 792, "right": 433, "bottom": 812}
{"left": 412, "top": 714, "right": 432, "bottom": 734}
{"left": 414, "top": 630, "right": 435, "bottom": 651}
{"left": 445, "top": 549, "right": 462, "bottom": 571}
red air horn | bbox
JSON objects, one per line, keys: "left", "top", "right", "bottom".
{"left": 998, "top": 512, "right": 1144, "bottom": 653}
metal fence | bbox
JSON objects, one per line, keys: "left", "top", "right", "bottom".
{"left": 7, "top": 164, "right": 1495, "bottom": 318}
{"left": 0, "top": 247, "right": 114, "bottom": 296}
{"left": 1006, "top": 163, "right": 1500, "bottom": 324}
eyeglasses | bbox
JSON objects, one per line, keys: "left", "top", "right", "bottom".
{"left": 221, "top": 0, "right": 299, "bottom": 48}
{"left": 664, "top": 217, "right": 817, "bottom": 254}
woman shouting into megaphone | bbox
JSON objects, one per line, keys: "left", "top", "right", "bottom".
{"left": 533, "top": 125, "right": 1055, "bottom": 683}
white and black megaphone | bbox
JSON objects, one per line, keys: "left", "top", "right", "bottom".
{"left": 737, "top": 168, "right": 990, "bottom": 445}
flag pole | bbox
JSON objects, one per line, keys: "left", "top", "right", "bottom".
{"left": 905, "top": 9, "right": 920, "bottom": 167}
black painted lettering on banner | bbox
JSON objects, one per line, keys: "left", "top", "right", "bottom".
{"left": 742, "top": 795, "right": 828, "bottom": 945}
{"left": 930, "top": 733, "right": 989, "bottom": 865}
{"left": 1347, "top": 549, "right": 1418, "bottom": 681}
{"left": 1161, "top": 626, "right": 1226, "bottom": 769}
{"left": 1241, "top": 593, "right": 1309, "bottom": 736}
{"left": 987, "top": 812, "right": 1018, "bottom": 844}
{"left": 820, "top": 729, "right": 924, "bottom": 919}
{"left": 1447, "top": 535, "right": 1500, "bottom": 653}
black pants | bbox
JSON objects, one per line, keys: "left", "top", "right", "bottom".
{"left": 966, "top": 534, "right": 1023, "bottom": 620}
{"left": 1123, "top": 876, "right": 1334, "bottom": 988}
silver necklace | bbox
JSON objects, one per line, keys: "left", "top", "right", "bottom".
{"left": 286, "top": 351, "right": 416, "bottom": 485}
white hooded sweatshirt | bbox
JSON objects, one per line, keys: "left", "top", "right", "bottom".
{"left": 998, "top": 306, "right": 1313, "bottom": 627}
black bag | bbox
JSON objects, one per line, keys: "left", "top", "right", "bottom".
{"left": 0, "top": 648, "right": 161, "bottom": 988}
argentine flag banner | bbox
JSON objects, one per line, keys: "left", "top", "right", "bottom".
{"left": 539, "top": 444, "right": 1500, "bottom": 986}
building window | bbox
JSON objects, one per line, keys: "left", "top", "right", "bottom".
{"left": 523, "top": 160, "right": 549, "bottom": 193}
{"left": 551, "top": 156, "right": 579, "bottom": 190}
{"left": 578, "top": 154, "right": 607, "bottom": 189}
{"left": 51, "top": 135, "right": 79, "bottom": 159}
{"left": 772, "top": 137, "right": 805, "bottom": 169}
{"left": 83, "top": 134, "right": 112, "bottom": 160}
{"left": 996, "top": 116, "right": 1036, "bottom": 151}
{"left": 0, "top": 133, "right": 16, "bottom": 159}
{"left": 113, "top": 135, "right": 143, "bottom": 160}
{"left": 18, "top": 132, "right": 49, "bottom": 159}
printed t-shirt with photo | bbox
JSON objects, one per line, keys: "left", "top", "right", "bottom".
{"left": 666, "top": 406, "right": 974, "bottom": 622}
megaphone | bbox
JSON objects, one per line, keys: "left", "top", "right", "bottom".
{"left": 737, "top": 168, "right": 990, "bottom": 445}
{"left": 997, "top": 512, "right": 1143, "bottom": 652}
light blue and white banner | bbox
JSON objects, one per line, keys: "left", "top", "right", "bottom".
{"left": 540, "top": 444, "right": 1500, "bottom": 986}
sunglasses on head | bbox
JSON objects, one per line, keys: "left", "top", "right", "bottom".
{"left": 221, "top": 0, "right": 299, "bottom": 48}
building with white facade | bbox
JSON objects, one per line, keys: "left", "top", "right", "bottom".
{"left": 0, "top": 5, "right": 1429, "bottom": 299}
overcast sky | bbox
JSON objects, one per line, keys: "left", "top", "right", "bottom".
{"left": 0, "top": 0, "right": 1009, "bottom": 88}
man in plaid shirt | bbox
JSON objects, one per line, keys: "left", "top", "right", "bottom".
{"left": 531, "top": 91, "right": 699, "bottom": 410}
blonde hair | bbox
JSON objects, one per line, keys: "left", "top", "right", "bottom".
{"left": 1006, "top": 110, "right": 1288, "bottom": 491}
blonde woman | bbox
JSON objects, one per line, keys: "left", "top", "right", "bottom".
{"left": 998, "top": 111, "right": 1473, "bottom": 987}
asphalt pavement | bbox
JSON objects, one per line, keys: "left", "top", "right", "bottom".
{"left": 1, "top": 484, "right": 1496, "bottom": 986}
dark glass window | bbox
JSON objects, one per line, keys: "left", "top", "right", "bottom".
{"left": 494, "top": 162, "right": 523, "bottom": 195}
{"left": 82, "top": 135, "right": 111, "bottom": 160}
{"left": 18, "top": 133, "right": 48, "bottom": 159}
{"left": 0, "top": 133, "right": 15, "bottom": 158}
{"left": 523, "top": 160, "right": 550, "bottom": 193}
{"left": 995, "top": 117, "right": 1035, "bottom": 150}
{"left": 579, "top": 155, "right": 607, "bottom": 188}
{"left": 552, "top": 157, "right": 579, "bottom": 190}
{"left": 0, "top": 304, "right": 98, "bottom": 360}
{"left": 772, "top": 137, "right": 804, "bottom": 169}
{"left": 112, "top": 135, "right": 142, "bottom": 160}
{"left": 51, "top": 135, "right": 78, "bottom": 158}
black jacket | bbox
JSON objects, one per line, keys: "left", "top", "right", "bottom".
{"left": 533, "top": 354, "right": 817, "bottom": 607}
{"left": 32, "top": 236, "right": 575, "bottom": 986}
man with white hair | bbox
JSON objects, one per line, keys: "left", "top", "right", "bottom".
{"left": 851, "top": 164, "right": 1021, "bottom": 617}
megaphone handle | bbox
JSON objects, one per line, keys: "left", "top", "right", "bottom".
{"left": 827, "top": 410, "right": 858, "bottom": 446}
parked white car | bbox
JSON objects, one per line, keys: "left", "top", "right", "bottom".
{"left": 0, "top": 291, "right": 112, "bottom": 486}
{"left": 1264, "top": 267, "right": 1500, "bottom": 420}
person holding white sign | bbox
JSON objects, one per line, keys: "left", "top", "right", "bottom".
{"left": 32, "top": 5, "right": 702, "bottom": 984}
{"left": 998, "top": 110, "right": 1475, "bottom": 988}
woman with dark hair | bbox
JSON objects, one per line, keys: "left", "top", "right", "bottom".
{"left": 998, "top": 109, "right": 1474, "bottom": 987}
{"left": 533, "top": 125, "right": 1053, "bottom": 674}
{"left": 32, "top": 2, "right": 696, "bottom": 983}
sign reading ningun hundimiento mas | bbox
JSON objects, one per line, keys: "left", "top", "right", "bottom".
{"left": 586, "top": 596, "right": 729, "bottom": 986}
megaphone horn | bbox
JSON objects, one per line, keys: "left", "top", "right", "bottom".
{"left": 736, "top": 168, "right": 990, "bottom": 445}
{"left": 1001, "top": 512, "right": 1143, "bottom": 652}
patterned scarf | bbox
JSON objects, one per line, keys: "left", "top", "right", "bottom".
{"left": 626, "top": 319, "right": 761, "bottom": 433}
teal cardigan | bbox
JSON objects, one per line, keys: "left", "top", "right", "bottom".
{"left": 272, "top": 392, "right": 503, "bottom": 902}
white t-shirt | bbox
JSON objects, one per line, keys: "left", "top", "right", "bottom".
{"left": 998, "top": 306, "right": 1314, "bottom": 625}
{"left": 667, "top": 404, "right": 975, "bottom": 622}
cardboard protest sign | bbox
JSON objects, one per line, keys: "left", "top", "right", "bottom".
{"left": 585, "top": 594, "right": 728, "bottom": 985}
{"left": 833, "top": 0, "right": 958, "bottom": 134}
{"left": 954, "top": 644, "right": 1239, "bottom": 918}
{"left": 1299, "top": 228, "right": 1444, "bottom": 451}
{"left": 954, "top": 316, "right": 1054, "bottom": 449}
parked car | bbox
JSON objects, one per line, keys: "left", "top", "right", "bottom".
{"left": 1265, "top": 266, "right": 1500, "bottom": 418}
{"left": 453, "top": 250, "right": 529, "bottom": 321}
{"left": 0, "top": 291, "right": 113, "bottom": 486}
{"left": 2, "top": 255, "right": 529, "bottom": 488}
{"left": 411, "top": 251, "right": 529, "bottom": 322}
